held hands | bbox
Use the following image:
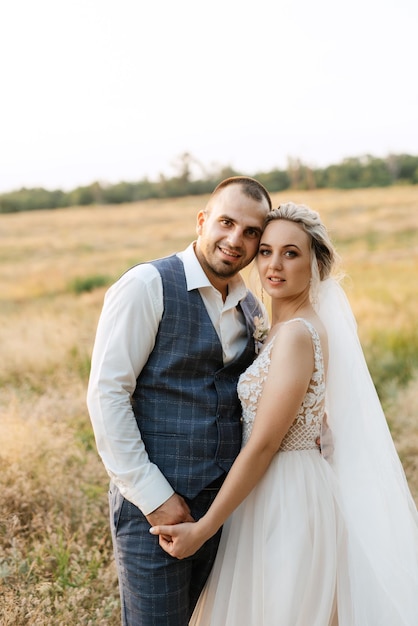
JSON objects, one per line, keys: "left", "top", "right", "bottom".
{"left": 146, "top": 493, "right": 206, "bottom": 558}
{"left": 149, "top": 521, "right": 208, "bottom": 559}
{"left": 145, "top": 493, "right": 194, "bottom": 527}
{"left": 145, "top": 493, "right": 194, "bottom": 543}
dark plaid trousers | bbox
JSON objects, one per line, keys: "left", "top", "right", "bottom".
{"left": 109, "top": 483, "right": 222, "bottom": 626}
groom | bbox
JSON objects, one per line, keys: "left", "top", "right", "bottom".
{"left": 87, "top": 176, "right": 272, "bottom": 625}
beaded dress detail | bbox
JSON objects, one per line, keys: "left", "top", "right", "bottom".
{"left": 238, "top": 318, "right": 325, "bottom": 448}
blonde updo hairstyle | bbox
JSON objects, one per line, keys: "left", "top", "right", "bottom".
{"left": 263, "top": 202, "right": 339, "bottom": 303}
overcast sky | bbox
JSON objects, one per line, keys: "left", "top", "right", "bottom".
{"left": 1, "top": 0, "right": 417, "bottom": 193}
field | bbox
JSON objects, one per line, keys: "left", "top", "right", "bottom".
{"left": 1, "top": 185, "right": 418, "bottom": 624}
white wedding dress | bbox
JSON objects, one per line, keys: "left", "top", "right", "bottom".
{"left": 190, "top": 280, "right": 418, "bottom": 626}
{"left": 190, "top": 318, "right": 340, "bottom": 625}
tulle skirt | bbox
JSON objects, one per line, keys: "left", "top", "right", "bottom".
{"left": 190, "top": 449, "right": 340, "bottom": 626}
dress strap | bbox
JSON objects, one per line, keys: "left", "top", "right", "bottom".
{"left": 283, "top": 317, "right": 316, "bottom": 335}
{"left": 282, "top": 318, "right": 324, "bottom": 379}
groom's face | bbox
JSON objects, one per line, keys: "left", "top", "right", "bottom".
{"left": 195, "top": 185, "right": 269, "bottom": 291}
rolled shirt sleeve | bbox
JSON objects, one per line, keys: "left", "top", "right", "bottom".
{"left": 86, "top": 264, "right": 175, "bottom": 515}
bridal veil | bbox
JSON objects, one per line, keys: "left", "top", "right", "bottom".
{"left": 317, "top": 278, "right": 418, "bottom": 625}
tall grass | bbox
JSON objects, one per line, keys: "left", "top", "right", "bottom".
{"left": 1, "top": 186, "right": 417, "bottom": 624}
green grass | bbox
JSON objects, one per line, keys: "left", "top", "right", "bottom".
{"left": 68, "top": 274, "right": 112, "bottom": 294}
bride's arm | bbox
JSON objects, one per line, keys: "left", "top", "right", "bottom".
{"left": 150, "top": 323, "right": 315, "bottom": 559}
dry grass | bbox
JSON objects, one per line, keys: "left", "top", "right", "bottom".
{"left": 1, "top": 185, "right": 418, "bottom": 624}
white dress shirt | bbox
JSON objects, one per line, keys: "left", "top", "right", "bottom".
{"left": 87, "top": 243, "right": 263, "bottom": 515}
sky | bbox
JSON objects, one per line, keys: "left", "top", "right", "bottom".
{"left": 1, "top": 0, "right": 417, "bottom": 193}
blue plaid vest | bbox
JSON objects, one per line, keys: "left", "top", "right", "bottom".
{"left": 131, "top": 254, "right": 262, "bottom": 499}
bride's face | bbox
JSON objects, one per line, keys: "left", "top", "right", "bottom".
{"left": 257, "top": 219, "right": 312, "bottom": 301}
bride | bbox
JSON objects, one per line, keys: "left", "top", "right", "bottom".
{"left": 151, "top": 203, "right": 418, "bottom": 625}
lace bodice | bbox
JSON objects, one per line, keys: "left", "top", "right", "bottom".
{"left": 238, "top": 318, "right": 325, "bottom": 449}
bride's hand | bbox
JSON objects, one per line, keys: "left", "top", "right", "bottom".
{"left": 149, "top": 521, "right": 207, "bottom": 559}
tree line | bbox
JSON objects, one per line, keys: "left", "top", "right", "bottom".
{"left": 1, "top": 153, "right": 418, "bottom": 214}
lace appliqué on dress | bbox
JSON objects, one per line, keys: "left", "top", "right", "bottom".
{"left": 238, "top": 318, "right": 325, "bottom": 449}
